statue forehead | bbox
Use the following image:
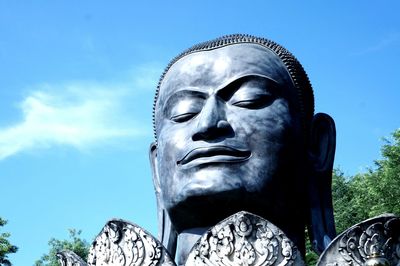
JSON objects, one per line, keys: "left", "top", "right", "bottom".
{"left": 153, "top": 36, "right": 315, "bottom": 142}
{"left": 158, "top": 43, "right": 294, "bottom": 101}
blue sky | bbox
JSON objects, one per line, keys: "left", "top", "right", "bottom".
{"left": 1, "top": 1, "right": 399, "bottom": 265}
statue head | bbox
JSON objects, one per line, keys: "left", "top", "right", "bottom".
{"left": 150, "top": 34, "right": 336, "bottom": 255}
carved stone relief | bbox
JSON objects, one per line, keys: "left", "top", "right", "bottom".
{"left": 58, "top": 213, "right": 400, "bottom": 265}
{"left": 57, "top": 250, "right": 88, "bottom": 266}
{"left": 86, "top": 219, "right": 175, "bottom": 266}
{"left": 185, "top": 211, "right": 305, "bottom": 266}
{"left": 317, "top": 214, "right": 400, "bottom": 266}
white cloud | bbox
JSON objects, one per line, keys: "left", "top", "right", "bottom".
{"left": 0, "top": 66, "right": 161, "bottom": 160}
{"left": 352, "top": 32, "right": 399, "bottom": 56}
{"left": 131, "top": 63, "right": 163, "bottom": 90}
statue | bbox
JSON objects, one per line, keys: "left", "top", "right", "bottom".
{"left": 57, "top": 34, "right": 400, "bottom": 266}
{"left": 149, "top": 34, "right": 336, "bottom": 264}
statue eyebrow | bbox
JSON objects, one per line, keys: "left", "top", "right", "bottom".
{"left": 216, "top": 74, "right": 279, "bottom": 100}
{"left": 162, "top": 74, "right": 278, "bottom": 113}
{"left": 163, "top": 89, "right": 206, "bottom": 113}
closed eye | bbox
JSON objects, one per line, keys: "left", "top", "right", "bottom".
{"left": 164, "top": 90, "right": 205, "bottom": 123}
{"left": 170, "top": 112, "right": 199, "bottom": 123}
{"left": 167, "top": 94, "right": 204, "bottom": 123}
{"left": 225, "top": 75, "right": 277, "bottom": 109}
{"left": 231, "top": 94, "right": 273, "bottom": 109}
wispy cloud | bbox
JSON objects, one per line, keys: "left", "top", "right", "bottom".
{"left": 131, "top": 64, "right": 163, "bottom": 90}
{"left": 352, "top": 32, "right": 399, "bottom": 56}
{"left": 0, "top": 65, "right": 162, "bottom": 160}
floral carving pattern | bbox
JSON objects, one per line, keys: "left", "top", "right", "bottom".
{"left": 186, "top": 211, "right": 304, "bottom": 266}
{"left": 338, "top": 217, "right": 400, "bottom": 265}
{"left": 58, "top": 213, "right": 400, "bottom": 265}
{"left": 319, "top": 215, "right": 400, "bottom": 266}
{"left": 87, "top": 219, "right": 175, "bottom": 266}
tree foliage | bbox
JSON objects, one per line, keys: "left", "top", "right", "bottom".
{"left": 0, "top": 218, "right": 18, "bottom": 266}
{"left": 304, "top": 129, "right": 400, "bottom": 265}
{"left": 34, "top": 229, "right": 90, "bottom": 266}
{"left": 332, "top": 129, "right": 400, "bottom": 234}
{"left": 304, "top": 232, "right": 319, "bottom": 266}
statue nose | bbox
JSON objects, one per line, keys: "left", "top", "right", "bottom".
{"left": 192, "top": 97, "right": 233, "bottom": 141}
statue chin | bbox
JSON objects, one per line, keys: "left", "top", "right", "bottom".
{"left": 167, "top": 186, "right": 248, "bottom": 232}
{"left": 178, "top": 166, "right": 244, "bottom": 198}
{"left": 165, "top": 165, "right": 289, "bottom": 233}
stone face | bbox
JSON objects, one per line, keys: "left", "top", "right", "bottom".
{"left": 186, "top": 211, "right": 305, "bottom": 266}
{"left": 87, "top": 219, "right": 175, "bottom": 266}
{"left": 317, "top": 214, "right": 400, "bottom": 266}
{"left": 154, "top": 43, "right": 305, "bottom": 231}
{"left": 150, "top": 35, "right": 338, "bottom": 257}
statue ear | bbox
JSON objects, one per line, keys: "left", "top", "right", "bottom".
{"left": 149, "top": 142, "right": 161, "bottom": 195}
{"left": 309, "top": 113, "right": 336, "bottom": 173}
{"left": 307, "top": 113, "right": 336, "bottom": 254}
{"left": 149, "top": 142, "right": 177, "bottom": 258}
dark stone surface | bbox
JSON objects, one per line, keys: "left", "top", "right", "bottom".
{"left": 150, "top": 34, "right": 337, "bottom": 260}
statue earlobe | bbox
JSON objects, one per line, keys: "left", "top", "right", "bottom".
{"left": 307, "top": 113, "right": 337, "bottom": 254}
{"left": 149, "top": 142, "right": 177, "bottom": 258}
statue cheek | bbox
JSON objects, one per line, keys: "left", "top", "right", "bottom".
{"left": 160, "top": 121, "right": 193, "bottom": 145}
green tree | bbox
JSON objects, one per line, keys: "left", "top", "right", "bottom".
{"left": 34, "top": 229, "right": 90, "bottom": 266}
{"left": 0, "top": 217, "right": 18, "bottom": 266}
{"left": 307, "top": 129, "right": 400, "bottom": 265}
{"left": 332, "top": 129, "right": 400, "bottom": 233}
{"left": 331, "top": 169, "right": 367, "bottom": 233}
{"left": 367, "top": 129, "right": 400, "bottom": 216}
{"left": 304, "top": 232, "right": 319, "bottom": 266}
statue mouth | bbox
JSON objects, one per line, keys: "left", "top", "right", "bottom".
{"left": 177, "top": 146, "right": 251, "bottom": 167}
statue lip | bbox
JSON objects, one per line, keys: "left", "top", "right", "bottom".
{"left": 177, "top": 146, "right": 251, "bottom": 167}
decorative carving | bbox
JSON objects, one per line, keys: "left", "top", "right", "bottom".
{"left": 317, "top": 214, "right": 400, "bottom": 265}
{"left": 59, "top": 213, "right": 400, "bottom": 265}
{"left": 87, "top": 219, "right": 175, "bottom": 266}
{"left": 185, "top": 211, "right": 305, "bottom": 266}
{"left": 57, "top": 250, "right": 87, "bottom": 266}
